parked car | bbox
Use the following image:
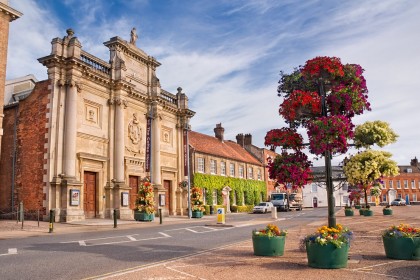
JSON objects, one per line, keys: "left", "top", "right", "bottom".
{"left": 253, "top": 202, "right": 274, "bottom": 213}
{"left": 391, "top": 198, "right": 407, "bottom": 206}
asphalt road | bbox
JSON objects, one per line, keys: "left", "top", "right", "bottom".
{"left": 0, "top": 208, "right": 329, "bottom": 280}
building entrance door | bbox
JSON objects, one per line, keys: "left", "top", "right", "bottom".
{"left": 163, "top": 180, "right": 171, "bottom": 213}
{"left": 129, "top": 176, "right": 139, "bottom": 210}
{"left": 84, "top": 171, "right": 97, "bottom": 218}
{"left": 313, "top": 197, "right": 318, "bottom": 208}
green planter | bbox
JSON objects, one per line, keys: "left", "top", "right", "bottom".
{"left": 363, "top": 209, "right": 373, "bottom": 216}
{"left": 383, "top": 208, "right": 393, "bottom": 215}
{"left": 134, "top": 211, "right": 154, "bottom": 222}
{"left": 192, "top": 211, "right": 203, "bottom": 218}
{"left": 344, "top": 209, "right": 354, "bottom": 216}
{"left": 355, "top": 205, "right": 361, "bottom": 209}
{"left": 306, "top": 242, "right": 349, "bottom": 269}
{"left": 252, "top": 235, "right": 286, "bottom": 256}
{"left": 383, "top": 236, "right": 420, "bottom": 260}
{"left": 359, "top": 209, "right": 365, "bottom": 215}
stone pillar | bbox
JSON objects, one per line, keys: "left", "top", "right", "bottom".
{"left": 114, "top": 97, "right": 126, "bottom": 183}
{"left": 151, "top": 100, "right": 161, "bottom": 187}
{"left": 63, "top": 80, "right": 78, "bottom": 179}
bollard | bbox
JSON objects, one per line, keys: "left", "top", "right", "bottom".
{"left": 49, "top": 209, "right": 54, "bottom": 233}
{"left": 159, "top": 208, "right": 162, "bottom": 224}
{"left": 113, "top": 209, "right": 117, "bottom": 228}
{"left": 19, "top": 201, "right": 24, "bottom": 222}
{"left": 271, "top": 206, "right": 278, "bottom": 219}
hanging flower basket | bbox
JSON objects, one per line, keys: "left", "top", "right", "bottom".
{"left": 191, "top": 186, "right": 205, "bottom": 215}
{"left": 135, "top": 178, "right": 155, "bottom": 221}
{"left": 279, "top": 90, "right": 321, "bottom": 124}
{"left": 301, "top": 56, "right": 345, "bottom": 80}
{"left": 267, "top": 151, "right": 312, "bottom": 189}
{"left": 306, "top": 115, "right": 354, "bottom": 156}
{"left": 264, "top": 128, "right": 303, "bottom": 150}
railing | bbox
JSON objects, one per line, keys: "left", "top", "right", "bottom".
{"left": 160, "top": 90, "right": 178, "bottom": 105}
{"left": 81, "top": 52, "right": 111, "bottom": 75}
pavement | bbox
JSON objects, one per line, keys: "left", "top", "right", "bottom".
{"left": 1, "top": 206, "right": 420, "bottom": 280}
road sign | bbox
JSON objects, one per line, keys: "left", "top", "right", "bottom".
{"left": 217, "top": 208, "right": 225, "bottom": 224}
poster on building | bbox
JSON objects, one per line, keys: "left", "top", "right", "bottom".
{"left": 159, "top": 194, "right": 166, "bottom": 206}
{"left": 70, "top": 189, "right": 80, "bottom": 206}
{"left": 183, "top": 129, "right": 188, "bottom": 176}
{"left": 121, "top": 192, "right": 129, "bottom": 207}
{"left": 145, "top": 117, "right": 151, "bottom": 172}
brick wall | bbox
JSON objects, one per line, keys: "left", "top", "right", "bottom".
{"left": 0, "top": 80, "right": 50, "bottom": 214}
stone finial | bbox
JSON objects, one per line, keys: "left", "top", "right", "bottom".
{"left": 177, "top": 87, "right": 182, "bottom": 94}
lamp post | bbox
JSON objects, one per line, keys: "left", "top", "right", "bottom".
{"left": 184, "top": 120, "right": 192, "bottom": 219}
{"left": 319, "top": 75, "right": 336, "bottom": 228}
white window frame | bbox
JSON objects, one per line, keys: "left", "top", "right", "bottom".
{"left": 210, "top": 159, "right": 217, "bottom": 174}
{"left": 212, "top": 190, "right": 217, "bottom": 205}
{"left": 404, "top": 180, "right": 408, "bottom": 189}
{"left": 411, "top": 180, "right": 416, "bottom": 189}
{"left": 198, "top": 157, "right": 205, "bottom": 173}
{"left": 248, "top": 167, "right": 253, "bottom": 179}
{"left": 239, "top": 166, "right": 244, "bottom": 178}
{"left": 311, "top": 183, "right": 317, "bottom": 193}
{"left": 396, "top": 181, "right": 401, "bottom": 189}
{"left": 389, "top": 180, "right": 393, "bottom": 189}
{"left": 413, "top": 193, "right": 417, "bottom": 202}
{"left": 257, "top": 169, "right": 262, "bottom": 180}
{"left": 230, "top": 163, "right": 235, "bottom": 177}
{"left": 220, "top": 161, "right": 226, "bottom": 176}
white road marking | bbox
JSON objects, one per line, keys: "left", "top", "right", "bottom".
{"left": 127, "top": 235, "right": 137, "bottom": 241}
{"left": 79, "top": 241, "right": 87, "bottom": 246}
{"left": 159, "top": 232, "right": 171, "bottom": 238}
{"left": 0, "top": 248, "right": 17, "bottom": 256}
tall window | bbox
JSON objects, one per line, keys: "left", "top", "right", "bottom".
{"left": 257, "top": 169, "right": 262, "bottom": 180}
{"left": 382, "top": 195, "right": 387, "bottom": 202}
{"left": 396, "top": 181, "right": 401, "bottom": 189}
{"left": 404, "top": 180, "right": 408, "bottom": 189}
{"left": 389, "top": 180, "right": 393, "bottom": 189}
{"left": 248, "top": 167, "right": 253, "bottom": 179}
{"left": 212, "top": 190, "right": 217, "bottom": 205}
{"left": 311, "top": 184, "right": 317, "bottom": 193}
{"left": 413, "top": 194, "right": 417, "bottom": 201}
{"left": 221, "top": 162, "right": 226, "bottom": 176}
{"left": 342, "top": 183, "right": 348, "bottom": 191}
{"left": 230, "top": 163, "right": 235, "bottom": 177}
{"left": 239, "top": 166, "right": 244, "bottom": 178}
{"left": 411, "top": 180, "right": 416, "bottom": 189}
{"left": 203, "top": 188, "right": 207, "bottom": 204}
{"left": 210, "top": 160, "right": 217, "bottom": 174}
{"left": 198, "top": 157, "right": 205, "bottom": 173}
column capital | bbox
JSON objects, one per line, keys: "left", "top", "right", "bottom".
{"left": 108, "top": 97, "right": 127, "bottom": 108}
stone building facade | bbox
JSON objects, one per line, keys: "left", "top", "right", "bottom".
{"left": 0, "top": 0, "right": 21, "bottom": 158}
{"left": 0, "top": 28, "right": 194, "bottom": 221}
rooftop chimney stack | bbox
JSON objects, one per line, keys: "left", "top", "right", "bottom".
{"left": 236, "top": 133, "right": 244, "bottom": 147}
{"left": 244, "top": 133, "right": 252, "bottom": 146}
{"left": 214, "top": 123, "right": 224, "bottom": 142}
{"left": 411, "top": 157, "right": 418, "bottom": 167}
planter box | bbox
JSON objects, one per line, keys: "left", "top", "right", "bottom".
{"left": 383, "top": 208, "right": 393, "bottom": 215}
{"left": 306, "top": 242, "right": 349, "bottom": 269}
{"left": 252, "top": 235, "right": 286, "bottom": 256}
{"left": 344, "top": 209, "right": 354, "bottom": 216}
{"left": 134, "top": 211, "right": 154, "bottom": 222}
{"left": 383, "top": 236, "right": 420, "bottom": 260}
{"left": 359, "top": 209, "right": 365, "bottom": 215}
{"left": 363, "top": 209, "right": 373, "bottom": 216}
{"left": 192, "top": 211, "right": 203, "bottom": 218}
{"left": 355, "top": 205, "right": 361, "bottom": 209}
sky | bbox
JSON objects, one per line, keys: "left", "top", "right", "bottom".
{"left": 5, "top": 0, "right": 420, "bottom": 166}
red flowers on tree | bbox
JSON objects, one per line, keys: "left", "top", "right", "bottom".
{"left": 264, "top": 128, "right": 303, "bottom": 150}
{"left": 279, "top": 90, "right": 321, "bottom": 123}
{"left": 301, "top": 56, "right": 344, "bottom": 79}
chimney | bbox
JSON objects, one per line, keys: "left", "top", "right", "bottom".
{"left": 236, "top": 134, "right": 244, "bottom": 147}
{"left": 411, "top": 157, "right": 418, "bottom": 167}
{"left": 244, "top": 133, "right": 252, "bottom": 146}
{"left": 214, "top": 123, "right": 224, "bottom": 142}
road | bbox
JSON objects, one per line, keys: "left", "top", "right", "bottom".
{"left": 0, "top": 208, "right": 328, "bottom": 280}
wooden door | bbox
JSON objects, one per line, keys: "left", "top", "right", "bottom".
{"left": 313, "top": 197, "right": 318, "bottom": 208}
{"left": 129, "top": 176, "right": 139, "bottom": 210}
{"left": 163, "top": 180, "right": 171, "bottom": 212}
{"left": 84, "top": 171, "right": 96, "bottom": 218}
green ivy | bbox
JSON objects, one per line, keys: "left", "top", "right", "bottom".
{"left": 193, "top": 173, "right": 266, "bottom": 206}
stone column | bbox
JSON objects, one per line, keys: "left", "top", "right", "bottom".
{"left": 114, "top": 97, "right": 126, "bottom": 183}
{"left": 151, "top": 100, "right": 161, "bottom": 187}
{"left": 63, "top": 80, "right": 78, "bottom": 179}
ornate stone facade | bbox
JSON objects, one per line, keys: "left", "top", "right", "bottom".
{"left": 1, "top": 28, "right": 194, "bottom": 221}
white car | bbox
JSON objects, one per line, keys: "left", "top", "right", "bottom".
{"left": 253, "top": 202, "right": 274, "bottom": 213}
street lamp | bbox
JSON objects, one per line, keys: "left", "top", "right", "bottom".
{"left": 184, "top": 119, "right": 192, "bottom": 219}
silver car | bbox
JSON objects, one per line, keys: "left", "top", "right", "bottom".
{"left": 253, "top": 202, "right": 274, "bottom": 213}
{"left": 391, "top": 198, "right": 406, "bottom": 206}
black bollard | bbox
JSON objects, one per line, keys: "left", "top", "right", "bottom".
{"left": 113, "top": 209, "right": 117, "bottom": 228}
{"left": 49, "top": 209, "right": 54, "bottom": 233}
{"left": 159, "top": 208, "right": 162, "bottom": 224}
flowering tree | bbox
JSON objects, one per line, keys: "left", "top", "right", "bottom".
{"left": 266, "top": 56, "right": 372, "bottom": 227}
{"left": 136, "top": 178, "right": 155, "bottom": 214}
{"left": 343, "top": 150, "right": 399, "bottom": 208}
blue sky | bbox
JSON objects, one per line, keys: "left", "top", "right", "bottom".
{"left": 6, "top": 0, "right": 420, "bottom": 166}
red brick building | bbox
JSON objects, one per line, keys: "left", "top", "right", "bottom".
{"left": 381, "top": 157, "right": 420, "bottom": 205}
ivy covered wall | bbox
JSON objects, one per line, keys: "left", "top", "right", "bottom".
{"left": 193, "top": 173, "right": 266, "bottom": 206}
